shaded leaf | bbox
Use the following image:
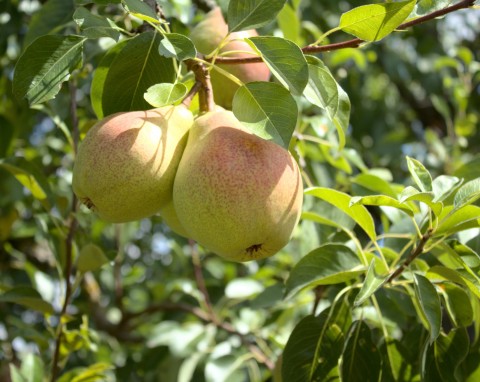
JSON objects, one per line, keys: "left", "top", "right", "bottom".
{"left": 232, "top": 82, "right": 297, "bottom": 148}
{"left": 159, "top": 33, "right": 196, "bottom": 61}
{"left": 434, "top": 328, "right": 469, "bottom": 382}
{"left": 144, "top": 83, "right": 188, "bottom": 107}
{"left": 339, "top": 0, "right": 416, "bottom": 41}
{"left": 0, "top": 286, "right": 54, "bottom": 314}
{"left": 413, "top": 274, "right": 441, "bottom": 343}
{"left": 440, "top": 283, "right": 473, "bottom": 328}
{"left": 354, "top": 257, "right": 389, "bottom": 306}
{"left": 123, "top": 0, "right": 159, "bottom": 23}
{"left": 285, "top": 244, "right": 363, "bottom": 299}
{"left": 73, "top": 7, "right": 120, "bottom": 40}
{"left": 13, "top": 35, "right": 86, "bottom": 105}
{"left": 247, "top": 36, "right": 308, "bottom": 95}
{"left": 227, "top": 0, "right": 288, "bottom": 32}
{"left": 77, "top": 244, "right": 110, "bottom": 273}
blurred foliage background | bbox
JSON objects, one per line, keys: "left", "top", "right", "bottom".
{"left": 1, "top": 0, "right": 480, "bottom": 381}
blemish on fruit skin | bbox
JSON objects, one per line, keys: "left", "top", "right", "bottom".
{"left": 81, "top": 197, "right": 95, "bottom": 211}
{"left": 246, "top": 244, "right": 263, "bottom": 256}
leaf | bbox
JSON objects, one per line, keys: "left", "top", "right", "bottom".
{"left": 90, "top": 40, "right": 128, "bottom": 119}
{"left": 413, "top": 0, "right": 453, "bottom": 17}
{"left": 340, "top": 321, "right": 381, "bottom": 382}
{"left": 23, "top": 0, "right": 75, "bottom": 47}
{"left": 434, "top": 329, "right": 469, "bottom": 382}
{"left": 277, "top": 3, "right": 302, "bottom": 45}
{"left": 304, "top": 56, "right": 350, "bottom": 149}
{"left": 232, "top": 82, "right": 297, "bottom": 149}
{"left": 282, "top": 305, "right": 349, "bottom": 382}
{"left": 354, "top": 257, "right": 389, "bottom": 306}
{"left": 13, "top": 35, "right": 86, "bottom": 105}
{"left": 77, "top": 244, "right": 110, "bottom": 273}
{"left": 454, "top": 178, "right": 480, "bottom": 211}
{"left": 440, "top": 283, "right": 473, "bottom": 328}
{"left": 122, "top": 0, "right": 159, "bottom": 23}
{"left": 427, "top": 265, "right": 480, "bottom": 299}
{"left": 247, "top": 36, "right": 308, "bottom": 95}
{"left": 73, "top": 7, "right": 120, "bottom": 40}
{"left": 350, "top": 195, "right": 414, "bottom": 217}
{"left": 0, "top": 286, "right": 54, "bottom": 314}
{"left": 436, "top": 205, "right": 480, "bottom": 236}
{"left": 144, "top": 83, "right": 188, "bottom": 107}
{"left": 352, "top": 173, "right": 397, "bottom": 198}
{"left": 98, "top": 31, "right": 176, "bottom": 116}
{"left": 399, "top": 187, "right": 443, "bottom": 217}
{"left": 305, "top": 187, "right": 377, "bottom": 241}
{"left": 432, "top": 175, "right": 461, "bottom": 202}
{"left": 159, "top": 33, "right": 196, "bottom": 61}
{"left": 407, "top": 156, "right": 433, "bottom": 192}
{"left": 20, "top": 354, "right": 45, "bottom": 382}
{"left": 285, "top": 244, "right": 363, "bottom": 299}
{"left": 339, "top": 0, "right": 416, "bottom": 41}
{"left": 227, "top": 0, "right": 288, "bottom": 32}
{"left": 413, "top": 274, "right": 441, "bottom": 343}
{"left": 225, "top": 278, "right": 264, "bottom": 299}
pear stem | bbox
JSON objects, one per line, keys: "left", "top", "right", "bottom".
{"left": 186, "top": 59, "right": 215, "bottom": 113}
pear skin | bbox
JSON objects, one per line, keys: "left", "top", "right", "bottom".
{"left": 190, "top": 7, "right": 270, "bottom": 109}
{"left": 173, "top": 110, "right": 303, "bottom": 262}
{"left": 73, "top": 105, "right": 193, "bottom": 223}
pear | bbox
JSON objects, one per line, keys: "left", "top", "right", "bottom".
{"left": 173, "top": 110, "right": 303, "bottom": 262}
{"left": 159, "top": 200, "right": 189, "bottom": 237}
{"left": 73, "top": 105, "right": 193, "bottom": 223}
{"left": 190, "top": 7, "right": 270, "bottom": 109}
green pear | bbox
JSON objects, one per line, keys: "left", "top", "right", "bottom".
{"left": 173, "top": 110, "right": 303, "bottom": 262}
{"left": 73, "top": 105, "right": 193, "bottom": 223}
{"left": 190, "top": 7, "right": 270, "bottom": 109}
{"left": 159, "top": 200, "right": 189, "bottom": 237}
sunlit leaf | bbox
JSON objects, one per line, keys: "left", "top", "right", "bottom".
{"left": 227, "top": 0, "right": 288, "bottom": 32}
{"left": 123, "top": 0, "right": 159, "bottom": 23}
{"left": 454, "top": 178, "right": 480, "bottom": 211}
{"left": 144, "top": 83, "right": 188, "bottom": 107}
{"left": 407, "top": 156, "right": 433, "bottom": 192}
{"left": 351, "top": 195, "right": 414, "bottom": 217}
{"left": 159, "top": 33, "right": 196, "bottom": 61}
{"left": 354, "top": 257, "right": 389, "bottom": 306}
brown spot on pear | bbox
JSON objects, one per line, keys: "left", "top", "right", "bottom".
{"left": 72, "top": 105, "right": 193, "bottom": 223}
{"left": 173, "top": 110, "right": 303, "bottom": 262}
{"left": 190, "top": 7, "right": 270, "bottom": 109}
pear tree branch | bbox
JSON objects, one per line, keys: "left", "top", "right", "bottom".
{"left": 213, "top": 0, "right": 476, "bottom": 65}
{"left": 185, "top": 59, "right": 215, "bottom": 112}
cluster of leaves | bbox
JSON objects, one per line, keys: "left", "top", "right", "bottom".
{"left": 1, "top": 0, "right": 480, "bottom": 381}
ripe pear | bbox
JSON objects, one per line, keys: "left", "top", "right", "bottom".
{"left": 173, "top": 110, "right": 303, "bottom": 262}
{"left": 73, "top": 105, "right": 193, "bottom": 223}
{"left": 159, "top": 200, "right": 189, "bottom": 237}
{"left": 190, "top": 7, "right": 270, "bottom": 109}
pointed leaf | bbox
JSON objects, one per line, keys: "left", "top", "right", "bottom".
{"left": 340, "top": 321, "right": 381, "bottom": 382}
{"left": 123, "top": 0, "right": 159, "bottom": 23}
{"left": 339, "top": 0, "right": 416, "bottom": 41}
{"left": 99, "top": 31, "right": 176, "bottom": 115}
{"left": 351, "top": 195, "right": 414, "bottom": 217}
{"left": 227, "top": 0, "right": 288, "bottom": 32}
{"left": 306, "top": 187, "right": 377, "bottom": 241}
{"left": 413, "top": 274, "right": 441, "bottom": 343}
{"left": 285, "top": 244, "right": 363, "bottom": 299}
{"left": 247, "top": 36, "right": 308, "bottom": 95}
{"left": 13, "top": 35, "right": 86, "bottom": 105}
{"left": 0, "top": 287, "right": 54, "bottom": 314}
{"left": 434, "top": 329, "right": 469, "bottom": 382}
{"left": 440, "top": 283, "right": 473, "bottom": 328}
{"left": 73, "top": 7, "right": 120, "bottom": 40}
{"left": 144, "top": 83, "right": 188, "bottom": 107}
{"left": 354, "top": 257, "right": 389, "bottom": 306}
{"left": 436, "top": 205, "right": 480, "bottom": 236}
{"left": 432, "top": 175, "right": 461, "bottom": 202}
{"left": 159, "top": 33, "right": 196, "bottom": 61}
{"left": 454, "top": 178, "right": 480, "bottom": 211}
{"left": 400, "top": 187, "right": 443, "bottom": 216}
{"left": 407, "top": 156, "right": 433, "bottom": 192}
{"left": 232, "top": 82, "right": 297, "bottom": 148}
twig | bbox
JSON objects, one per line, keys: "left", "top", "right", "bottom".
{"left": 185, "top": 59, "right": 215, "bottom": 112}
{"left": 386, "top": 228, "right": 434, "bottom": 283}
{"left": 214, "top": 0, "right": 477, "bottom": 64}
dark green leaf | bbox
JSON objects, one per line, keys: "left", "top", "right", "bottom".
{"left": 407, "top": 156, "right": 433, "bottom": 192}
{"left": 285, "top": 244, "right": 363, "bottom": 299}
{"left": 340, "top": 321, "right": 381, "bottom": 382}
{"left": 13, "top": 35, "right": 86, "bottom": 105}
{"left": 228, "top": 0, "right": 288, "bottom": 32}
{"left": 159, "top": 33, "right": 196, "bottom": 61}
{"left": 73, "top": 7, "right": 120, "bottom": 40}
{"left": 434, "top": 328, "right": 469, "bottom": 382}
{"left": 123, "top": 0, "right": 159, "bottom": 23}
{"left": 247, "top": 36, "right": 308, "bottom": 95}
{"left": 77, "top": 244, "right": 110, "bottom": 273}
{"left": 413, "top": 274, "right": 441, "bottom": 343}
{"left": 339, "top": 0, "right": 416, "bottom": 42}
{"left": 232, "top": 82, "right": 297, "bottom": 149}
{"left": 0, "top": 286, "right": 54, "bottom": 314}
{"left": 440, "top": 283, "right": 473, "bottom": 328}
{"left": 144, "top": 83, "right": 188, "bottom": 107}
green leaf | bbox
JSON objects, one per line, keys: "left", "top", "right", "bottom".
{"left": 440, "top": 283, "right": 473, "bottom": 328}
{"left": 306, "top": 187, "right": 377, "bottom": 241}
{"left": 23, "top": 0, "right": 75, "bottom": 47}
{"left": 434, "top": 328, "right": 469, "bottom": 382}
{"left": 122, "top": 0, "right": 159, "bottom": 23}
{"left": 350, "top": 195, "right": 414, "bottom": 217}
{"left": 285, "top": 244, "right": 363, "bottom": 299}
{"left": 427, "top": 265, "right": 480, "bottom": 299}
{"left": 354, "top": 257, "right": 388, "bottom": 306}
{"left": 144, "top": 83, "right": 188, "bottom": 107}
{"left": 232, "top": 82, "right": 297, "bottom": 149}
{"left": 436, "top": 205, "right": 480, "bottom": 236}
{"left": 413, "top": 0, "right": 453, "bottom": 17}
{"left": 247, "top": 36, "right": 308, "bottom": 95}
{"left": 399, "top": 187, "right": 443, "bottom": 216}
{"left": 454, "top": 178, "right": 480, "bottom": 211}
{"left": 73, "top": 7, "right": 120, "bottom": 40}
{"left": 159, "top": 33, "right": 196, "bottom": 61}
{"left": 340, "top": 321, "right": 381, "bottom": 382}
{"left": 276, "top": 3, "right": 302, "bottom": 45}
{"left": 57, "top": 363, "right": 114, "bottom": 382}
{"left": 77, "top": 244, "right": 110, "bottom": 273}
{"left": 90, "top": 40, "right": 129, "bottom": 119}
{"left": 97, "top": 31, "right": 176, "bottom": 116}
{"left": 352, "top": 173, "right": 397, "bottom": 198}
{"left": 227, "top": 0, "right": 288, "bottom": 32}
{"left": 225, "top": 278, "right": 264, "bottom": 299}
{"left": 413, "top": 274, "right": 441, "bottom": 343}
{"left": 304, "top": 56, "right": 350, "bottom": 149}
{"left": 432, "top": 175, "right": 461, "bottom": 202}
{"left": 13, "top": 35, "right": 86, "bottom": 105}
{"left": 407, "top": 156, "right": 433, "bottom": 192}
{"left": 454, "top": 156, "right": 480, "bottom": 182}
{"left": 21, "top": 354, "right": 45, "bottom": 382}
{"left": 339, "top": 0, "right": 416, "bottom": 41}
{"left": 0, "top": 286, "right": 54, "bottom": 314}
